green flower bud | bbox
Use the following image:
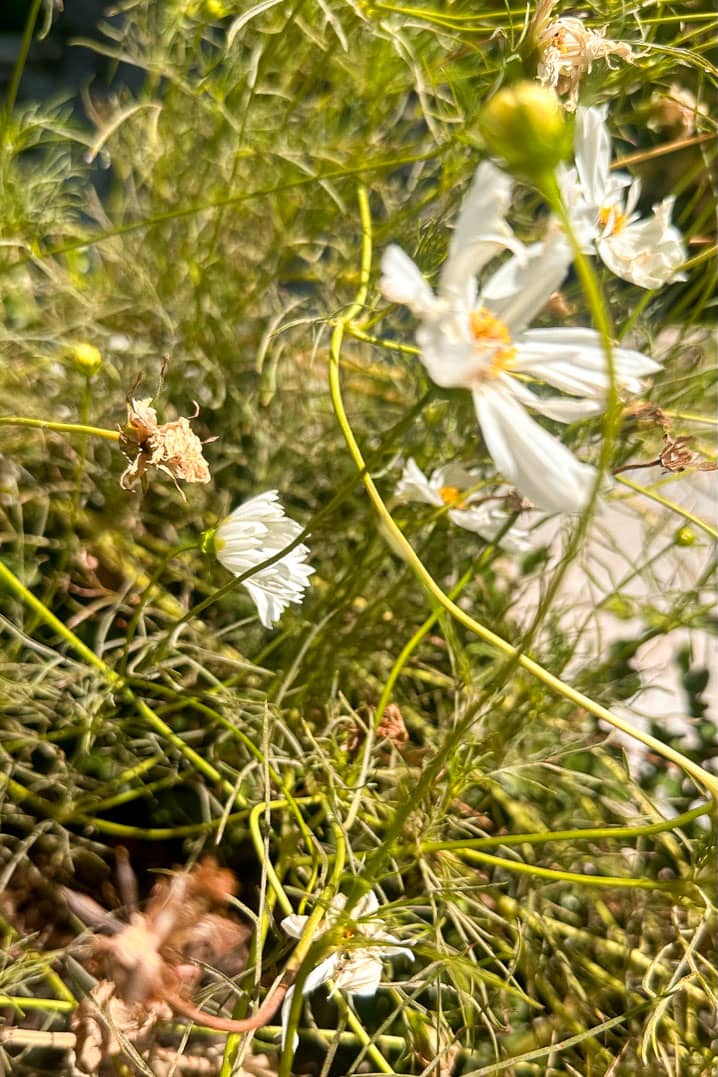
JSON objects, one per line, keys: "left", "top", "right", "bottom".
{"left": 478, "top": 81, "right": 573, "bottom": 178}
{"left": 674, "top": 526, "right": 696, "bottom": 547}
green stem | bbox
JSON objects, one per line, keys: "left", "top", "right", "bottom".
{"left": 0, "top": 416, "right": 120, "bottom": 441}
{"left": 420, "top": 801, "right": 713, "bottom": 854}
{"left": 2, "top": 0, "right": 42, "bottom": 117}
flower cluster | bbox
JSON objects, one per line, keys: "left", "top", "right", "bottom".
{"left": 559, "top": 105, "right": 686, "bottom": 288}
{"left": 380, "top": 159, "right": 662, "bottom": 514}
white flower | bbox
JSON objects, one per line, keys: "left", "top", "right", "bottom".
{"left": 535, "top": 13, "right": 634, "bottom": 111}
{"left": 396, "top": 458, "right": 532, "bottom": 552}
{"left": 560, "top": 105, "right": 686, "bottom": 288}
{"left": 280, "top": 891, "right": 413, "bottom": 1048}
{"left": 213, "top": 491, "right": 314, "bottom": 629}
{"left": 380, "top": 164, "right": 661, "bottom": 514}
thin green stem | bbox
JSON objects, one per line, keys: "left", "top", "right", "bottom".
{"left": 420, "top": 802, "right": 713, "bottom": 854}
{"left": 0, "top": 416, "right": 120, "bottom": 441}
{"left": 616, "top": 475, "right": 718, "bottom": 540}
{"left": 2, "top": 0, "right": 42, "bottom": 117}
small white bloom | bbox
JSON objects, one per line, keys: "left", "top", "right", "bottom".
{"left": 396, "top": 458, "right": 532, "bottom": 552}
{"left": 380, "top": 164, "right": 661, "bottom": 513}
{"left": 560, "top": 105, "right": 687, "bottom": 288}
{"left": 213, "top": 491, "right": 314, "bottom": 629}
{"left": 280, "top": 891, "right": 412, "bottom": 1048}
{"left": 536, "top": 14, "right": 634, "bottom": 111}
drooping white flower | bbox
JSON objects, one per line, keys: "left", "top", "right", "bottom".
{"left": 535, "top": 12, "right": 634, "bottom": 111}
{"left": 213, "top": 491, "right": 314, "bottom": 628}
{"left": 560, "top": 105, "right": 686, "bottom": 288}
{"left": 395, "top": 458, "right": 532, "bottom": 552}
{"left": 280, "top": 891, "right": 413, "bottom": 1048}
{"left": 380, "top": 165, "right": 661, "bottom": 513}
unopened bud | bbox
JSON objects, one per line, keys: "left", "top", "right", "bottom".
{"left": 674, "top": 526, "right": 696, "bottom": 547}
{"left": 479, "top": 81, "right": 572, "bottom": 177}
{"left": 67, "top": 342, "right": 103, "bottom": 375}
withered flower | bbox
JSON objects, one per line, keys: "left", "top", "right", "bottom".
{"left": 119, "top": 397, "right": 212, "bottom": 494}
{"left": 529, "top": 0, "right": 634, "bottom": 110}
{"left": 660, "top": 434, "right": 717, "bottom": 474}
{"left": 65, "top": 853, "right": 291, "bottom": 1075}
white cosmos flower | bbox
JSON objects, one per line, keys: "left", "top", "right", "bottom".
{"left": 380, "top": 165, "right": 661, "bottom": 513}
{"left": 213, "top": 491, "right": 314, "bottom": 629}
{"left": 396, "top": 458, "right": 532, "bottom": 553}
{"left": 280, "top": 891, "right": 413, "bottom": 1048}
{"left": 560, "top": 105, "right": 687, "bottom": 288}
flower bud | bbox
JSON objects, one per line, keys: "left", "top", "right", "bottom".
{"left": 478, "top": 81, "right": 572, "bottom": 177}
{"left": 67, "top": 341, "right": 103, "bottom": 375}
{"left": 673, "top": 526, "right": 696, "bottom": 547}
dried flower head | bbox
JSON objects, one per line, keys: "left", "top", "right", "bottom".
{"left": 535, "top": 12, "right": 634, "bottom": 110}
{"left": 64, "top": 851, "right": 293, "bottom": 1064}
{"left": 660, "top": 435, "right": 717, "bottom": 474}
{"left": 119, "top": 397, "right": 212, "bottom": 494}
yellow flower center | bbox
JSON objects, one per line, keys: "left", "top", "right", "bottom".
{"left": 598, "top": 204, "right": 628, "bottom": 235}
{"left": 439, "top": 485, "right": 466, "bottom": 509}
{"left": 468, "top": 307, "right": 516, "bottom": 375}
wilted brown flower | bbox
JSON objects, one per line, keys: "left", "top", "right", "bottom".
{"left": 64, "top": 852, "right": 292, "bottom": 1072}
{"left": 659, "top": 434, "right": 717, "bottom": 473}
{"left": 119, "top": 397, "right": 212, "bottom": 494}
{"left": 376, "top": 703, "right": 409, "bottom": 747}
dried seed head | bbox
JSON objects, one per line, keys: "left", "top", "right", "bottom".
{"left": 119, "top": 397, "right": 212, "bottom": 494}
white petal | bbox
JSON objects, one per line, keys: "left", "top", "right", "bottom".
{"left": 448, "top": 506, "right": 534, "bottom": 554}
{"left": 472, "top": 384, "right": 597, "bottom": 513}
{"left": 440, "top": 161, "right": 519, "bottom": 297}
{"left": 598, "top": 200, "right": 686, "bottom": 288}
{"left": 302, "top": 954, "right": 340, "bottom": 996}
{"left": 482, "top": 227, "right": 572, "bottom": 336}
{"left": 515, "top": 329, "right": 661, "bottom": 397}
{"left": 430, "top": 461, "right": 480, "bottom": 496}
{"left": 333, "top": 954, "right": 383, "bottom": 997}
{"left": 380, "top": 244, "right": 437, "bottom": 315}
{"left": 505, "top": 377, "right": 604, "bottom": 422}
{"left": 280, "top": 986, "right": 298, "bottom": 1050}
{"left": 574, "top": 105, "right": 612, "bottom": 205}
{"left": 280, "top": 913, "right": 310, "bottom": 940}
{"left": 395, "top": 458, "right": 444, "bottom": 507}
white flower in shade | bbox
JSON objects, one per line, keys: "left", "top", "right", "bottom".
{"left": 213, "top": 491, "right": 314, "bottom": 629}
{"left": 396, "top": 458, "right": 532, "bottom": 553}
{"left": 280, "top": 891, "right": 413, "bottom": 1048}
{"left": 380, "top": 166, "right": 661, "bottom": 513}
{"left": 560, "top": 105, "right": 687, "bottom": 288}
{"left": 535, "top": 12, "right": 634, "bottom": 111}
